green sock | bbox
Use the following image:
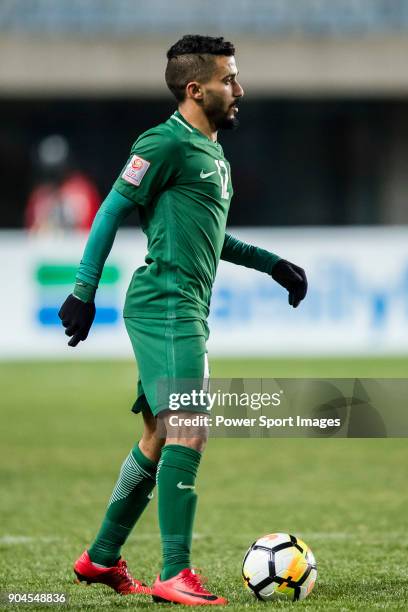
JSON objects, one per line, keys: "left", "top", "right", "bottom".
{"left": 88, "top": 443, "right": 157, "bottom": 567}
{"left": 157, "top": 444, "right": 201, "bottom": 581}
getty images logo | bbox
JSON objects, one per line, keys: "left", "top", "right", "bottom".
{"left": 168, "top": 388, "right": 284, "bottom": 411}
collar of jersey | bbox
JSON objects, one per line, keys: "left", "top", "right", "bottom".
{"left": 172, "top": 110, "right": 220, "bottom": 147}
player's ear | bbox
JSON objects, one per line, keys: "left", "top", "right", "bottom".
{"left": 185, "top": 81, "right": 203, "bottom": 101}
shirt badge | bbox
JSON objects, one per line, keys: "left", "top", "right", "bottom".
{"left": 122, "top": 155, "right": 150, "bottom": 186}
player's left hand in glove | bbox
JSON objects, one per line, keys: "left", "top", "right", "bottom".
{"left": 271, "top": 259, "right": 308, "bottom": 308}
{"left": 58, "top": 294, "right": 96, "bottom": 347}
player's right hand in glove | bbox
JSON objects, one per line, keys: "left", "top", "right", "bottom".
{"left": 271, "top": 259, "right": 308, "bottom": 308}
{"left": 58, "top": 294, "right": 96, "bottom": 347}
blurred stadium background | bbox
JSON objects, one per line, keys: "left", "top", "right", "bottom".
{"left": 1, "top": 0, "right": 408, "bottom": 358}
{"left": 1, "top": 2, "right": 408, "bottom": 609}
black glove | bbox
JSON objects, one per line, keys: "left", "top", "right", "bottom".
{"left": 271, "top": 259, "right": 308, "bottom": 308}
{"left": 58, "top": 294, "right": 96, "bottom": 347}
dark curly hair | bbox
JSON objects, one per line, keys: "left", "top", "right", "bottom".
{"left": 165, "top": 35, "right": 235, "bottom": 102}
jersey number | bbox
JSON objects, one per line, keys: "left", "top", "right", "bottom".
{"left": 214, "top": 160, "right": 230, "bottom": 200}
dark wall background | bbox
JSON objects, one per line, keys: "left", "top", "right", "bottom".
{"left": 0, "top": 97, "right": 400, "bottom": 228}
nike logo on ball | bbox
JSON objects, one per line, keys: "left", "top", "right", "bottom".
{"left": 200, "top": 170, "right": 216, "bottom": 179}
{"left": 177, "top": 481, "right": 195, "bottom": 490}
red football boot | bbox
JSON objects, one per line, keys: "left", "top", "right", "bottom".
{"left": 152, "top": 568, "right": 228, "bottom": 605}
{"left": 73, "top": 550, "right": 152, "bottom": 595}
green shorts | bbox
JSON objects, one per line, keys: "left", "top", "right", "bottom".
{"left": 124, "top": 317, "right": 210, "bottom": 416}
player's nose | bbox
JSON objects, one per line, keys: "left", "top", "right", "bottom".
{"left": 234, "top": 80, "right": 244, "bottom": 98}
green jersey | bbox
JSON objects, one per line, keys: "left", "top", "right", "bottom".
{"left": 114, "top": 110, "right": 233, "bottom": 320}
{"left": 74, "top": 110, "right": 280, "bottom": 317}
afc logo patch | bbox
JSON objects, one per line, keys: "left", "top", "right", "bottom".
{"left": 122, "top": 154, "right": 150, "bottom": 186}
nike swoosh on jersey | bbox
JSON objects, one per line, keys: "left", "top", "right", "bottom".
{"left": 175, "top": 589, "right": 218, "bottom": 601}
{"left": 177, "top": 481, "right": 195, "bottom": 490}
{"left": 200, "top": 170, "right": 217, "bottom": 179}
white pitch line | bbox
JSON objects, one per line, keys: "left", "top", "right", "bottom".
{"left": 0, "top": 534, "right": 206, "bottom": 544}
{"left": 0, "top": 536, "right": 60, "bottom": 544}
{"left": 4, "top": 532, "right": 403, "bottom": 546}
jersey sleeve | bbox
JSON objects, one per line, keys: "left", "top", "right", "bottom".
{"left": 74, "top": 189, "right": 135, "bottom": 301}
{"left": 221, "top": 232, "right": 281, "bottom": 274}
{"left": 113, "top": 129, "right": 181, "bottom": 207}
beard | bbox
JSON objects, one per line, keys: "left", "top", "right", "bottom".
{"left": 202, "top": 92, "right": 240, "bottom": 131}
{"left": 216, "top": 113, "right": 239, "bottom": 130}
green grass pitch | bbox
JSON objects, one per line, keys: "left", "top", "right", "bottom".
{"left": 1, "top": 357, "right": 408, "bottom": 610}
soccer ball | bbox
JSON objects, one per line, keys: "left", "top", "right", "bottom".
{"left": 242, "top": 533, "right": 317, "bottom": 601}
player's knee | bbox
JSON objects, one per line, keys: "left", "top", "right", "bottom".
{"left": 139, "top": 433, "right": 164, "bottom": 463}
{"left": 166, "top": 435, "right": 207, "bottom": 453}
{"left": 139, "top": 409, "right": 164, "bottom": 461}
{"left": 161, "top": 410, "right": 209, "bottom": 452}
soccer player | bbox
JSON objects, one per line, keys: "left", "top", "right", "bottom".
{"left": 59, "top": 35, "right": 307, "bottom": 605}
